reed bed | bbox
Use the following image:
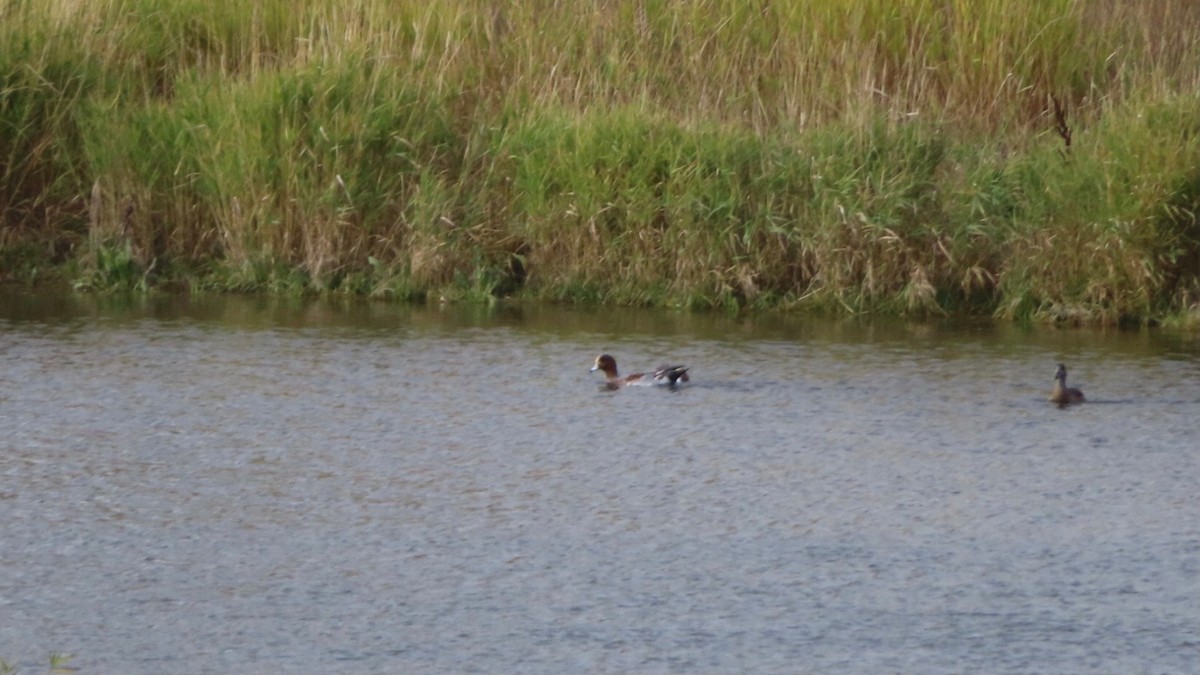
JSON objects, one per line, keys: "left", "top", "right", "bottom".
{"left": 3, "top": 0, "right": 1200, "bottom": 322}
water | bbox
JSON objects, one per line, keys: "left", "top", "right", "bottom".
{"left": 2, "top": 290, "right": 1199, "bottom": 673}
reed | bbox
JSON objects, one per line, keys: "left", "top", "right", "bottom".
{"left": 3, "top": 0, "right": 1200, "bottom": 322}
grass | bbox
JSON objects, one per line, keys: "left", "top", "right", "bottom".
{"left": 3, "top": 0, "right": 1200, "bottom": 323}
{"left": 0, "top": 653, "right": 74, "bottom": 674}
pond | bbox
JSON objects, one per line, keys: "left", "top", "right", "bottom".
{"left": 2, "top": 289, "right": 1199, "bottom": 673}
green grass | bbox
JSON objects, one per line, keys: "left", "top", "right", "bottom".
{"left": 4, "top": 0, "right": 1200, "bottom": 323}
{"left": 0, "top": 652, "right": 74, "bottom": 675}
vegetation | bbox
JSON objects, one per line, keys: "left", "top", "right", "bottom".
{"left": 0, "top": 652, "right": 74, "bottom": 674}
{"left": 3, "top": 0, "right": 1200, "bottom": 323}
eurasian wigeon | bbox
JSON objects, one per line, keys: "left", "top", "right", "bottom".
{"left": 1049, "top": 363, "right": 1085, "bottom": 406}
{"left": 590, "top": 354, "right": 689, "bottom": 389}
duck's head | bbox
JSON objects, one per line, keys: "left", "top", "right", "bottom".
{"left": 1055, "top": 363, "right": 1068, "bottom": 380}
{"left": 591, "top": 354, "right": 618, "bottom": 377}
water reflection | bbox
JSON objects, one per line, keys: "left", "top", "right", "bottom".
{"left": 1, "top": 289, "right": 1199, "bottom": 673}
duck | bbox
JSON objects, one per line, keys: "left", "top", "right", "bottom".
{"left": 1049, "top": 363, "right": 1085, "bottom": 405}
{"left": 590, "top": 354, "right": 689, "bottom": 389}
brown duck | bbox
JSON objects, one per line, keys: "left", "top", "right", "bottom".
{"left": 590, "top": 354, "right": 689, "bottom": 389}
{"left": 1049, "top": 363, "right": 1085, "bottom": 405}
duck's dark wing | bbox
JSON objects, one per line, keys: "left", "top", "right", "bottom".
{"left": 653, "top": 365, "right": 689, "bottom": 384}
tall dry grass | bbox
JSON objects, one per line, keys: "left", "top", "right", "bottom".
{"left": 3, "top": 0, "right": 1200, "bottom": 321}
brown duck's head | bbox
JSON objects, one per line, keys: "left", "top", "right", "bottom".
{"left": 1055, "top": 363, "right": 1068, "bottom": 380}
{"left": 590, "top": 354, "right": 619, "bottom": 378}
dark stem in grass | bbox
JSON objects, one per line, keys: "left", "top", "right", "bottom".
{"left": 1051, "top": 94, "right": 1072, "bottom": 154}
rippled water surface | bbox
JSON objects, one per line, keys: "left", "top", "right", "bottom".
{"left": 2, "top": 290, "right": 1199, "bottom": 673}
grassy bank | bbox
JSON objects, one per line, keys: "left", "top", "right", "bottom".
{"left": 3, "top": 0, "right": 1200, "bottom": 323}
